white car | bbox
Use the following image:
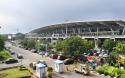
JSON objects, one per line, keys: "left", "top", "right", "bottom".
{"left": 17, "top": 54, "right": 23, "bottom": 59}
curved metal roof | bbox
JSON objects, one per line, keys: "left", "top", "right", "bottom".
{"left": 30, "top": 20, "right": 125, "bottom": 33}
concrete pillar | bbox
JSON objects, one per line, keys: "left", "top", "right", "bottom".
{"left": 78, "top": 28, "right": 81, "bottom": 34}
{"left": 66, "top": 24, "right": 68, "bottom": 37}
{"left": 73, "top": 28, "right": 75, "bottom": 34}
{"left": 94, "top": 38, "right": 98, "bottom": 50}
{"left": 122, "top": 27, "right": 125, "bottom": 35}
{"left": 61, "top": 29, "right": 64, "bottom": 34}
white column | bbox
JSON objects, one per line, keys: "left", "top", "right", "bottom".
{"left": 94, "top": 38, "right": 98, "bottom": 50}
{"left": 78, "top": 28, "right": 81, "bottom": 34}
{"left": 122, "top": 27, "right": 125, "bottom": 35}
{"left": 66, "top": 24, "right": 68, "bottom": 37}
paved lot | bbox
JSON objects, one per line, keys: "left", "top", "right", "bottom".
{"left": 1, "top": 42, "right": 110, "bottom": 78}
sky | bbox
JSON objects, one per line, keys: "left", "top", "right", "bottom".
{"left": 0, "top": 0, "right": 125, "bottom": 34}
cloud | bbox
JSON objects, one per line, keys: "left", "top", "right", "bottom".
{"left": 0, "top": 0, "right": 125, "bottom": 34}
{"left": 0, "top": 14, "right": 16, "bottom": 25}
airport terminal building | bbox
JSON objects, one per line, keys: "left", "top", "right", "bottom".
{"left": 26, "top": 20, "right": 125, "bottom": 40}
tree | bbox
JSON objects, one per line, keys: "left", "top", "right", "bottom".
{"left": 63, "top": 36, "right": 85, "bottom": 56}
{"left": 113, "top": 42, "right": 125, "bottom": 54}
{"left": 27, "top": 39, "right": 36, "bottom": 48}
{"left": 20, "top": 38, "right": 36, "bottom": 48}
{"left": 0, "top": 35, "right": 5, "bottom": 51}
{"left": 35, "top": 39, "right": 47, "bottom": 52}
{"left": 97, "top": 39, "right": 102, "bottom": 48}
{"left": 102, "top": 39, "right": 115, "bottom": 52}
{"left": 20, "top": 38, "right": 28, "bottom": 47}
{"left": 55, "top": 40, "right": 64, "bottom": 51}
{"left": 82, "top": 39, "right": 95, "bottom": 50}
{"left": 55, "top": 36, "right": 95, "bottom": 56}
{"left": 107, "top": 41, "right": 125, "bottom": 66}
{"left": 107, "top": 52, "right": 117, "bottom": 66}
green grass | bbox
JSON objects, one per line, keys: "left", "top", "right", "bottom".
{"left": 0, "top": 67, "right": 31, "bottom": 78}
{"left": 0, "top": 50, "right": 12, "bottom": 61}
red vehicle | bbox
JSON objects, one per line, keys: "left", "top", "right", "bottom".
{"left": 50, "top": 54, "right": 58, "bottom": 59}
{"left": 57, "top": 55, "right": 65, "bottom": 60}
{"left": 86, "top": 56, "right": 93, "bottom": 61}
{"left": 73, "top": 55, "right": 88, "bottom": 62}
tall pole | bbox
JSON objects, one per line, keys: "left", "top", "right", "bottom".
{"left": 37, "top": 39, "right": 40, "bottom": 52}
{"left": 66, "top": 25, "right": 67, "bottom": 37}
{"left": 65, "top": 20, "right": 69, "bottom": 38}
{"left": 45, "top": 44, "right": 47, "bottom": 52}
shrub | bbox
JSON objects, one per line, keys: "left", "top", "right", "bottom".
{"left": 120, "top": 74, "right": 125, "bottom": 78}
{"left": 110, "top": 68, "right": 118, "bottom": 77}
{"left": 0, "top": 35, "right": 5, "bottom": 51}
{"left": 96, "top": 66, "right": 104, "bottom": 74}
{"left": 48, "top": 73, "right": 52, "bottom": 78}
{"left": 47, "top": 67, "right": 53, "bottom": 73}
{"left": 0, "top": 50, "right": 11, "bottom": 61}
{"left": 47, "top": 67, "right": 53, "bottom": 78}
{"left": 98, "top": 65, "right": 125, "bottom": 77}
{"left": 96, "top": 65, "right": 119, "bottom": 77}
{"left": 19, "top": 76, "right": 31, "bottom": 78}
{"left": 19, "top": 65, "right": 27, "bottom": 71}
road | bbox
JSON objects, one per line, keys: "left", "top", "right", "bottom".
{"left": 3, "top": 42, "right": 54, "bottom": 68}
{"left": 1, "top": 42, "right": 110, "bottom": 78}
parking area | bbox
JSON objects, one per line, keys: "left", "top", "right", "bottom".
{"left": 1, "top": 42, "right": 110, "bottom": 78}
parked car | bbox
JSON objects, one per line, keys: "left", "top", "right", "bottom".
{"left": 74, "top": 55, "right": 88, "bottom": 62}
{"left": 17, "top": 54, "right": 23, "bottom": 59}
{"left": 38, "top": 52, "right": 45, "bottom": 55}
{"left": 10, "top": 51, "right": 15, "bottom": 55}
{"left": 24, "top": 47, "right": 28, "bottom": 50}
{"left": 64, "top": 58, "right": 74, "bottom": 65}
{"left": 57, "top": 55, "right": 65, "bottom": 60}
{"left": 31, "top": 49, "right": 37, "bottom": 53}
{"left": 50, "top": 54, "right": 58, "bottom": 59}
{"left": 5, "top": 58, "right": 18, "bottom": 64}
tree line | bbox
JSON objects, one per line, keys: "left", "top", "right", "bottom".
{"left": 0, "top": 35, "right": 5, "bottom": 51}
{"left": 20, "top": 36, "right": 125, "bottom": 57}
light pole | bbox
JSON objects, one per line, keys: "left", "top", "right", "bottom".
{"left": 66, "top": 24, "right": 67, "bottom": 38}
{"left": 65, "top": 20, "right": 69, "bottom": 38}
{"left": 37, "top": 39, "right": 40, "bottom": 52}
